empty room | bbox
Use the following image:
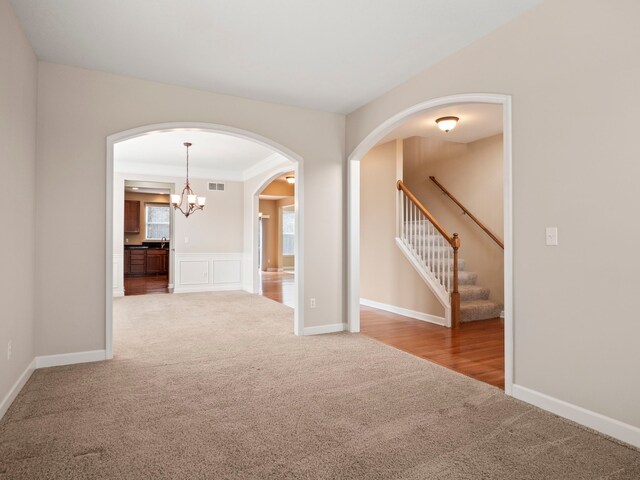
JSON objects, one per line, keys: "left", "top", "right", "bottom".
{"left": 1, "top": 0, "right": 639, "bottom": 478}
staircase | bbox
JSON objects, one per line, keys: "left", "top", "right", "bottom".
{"left": 396, "top": 180, "right": 502, "bottom": 327}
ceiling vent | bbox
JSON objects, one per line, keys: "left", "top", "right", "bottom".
{"left": 208, "top": 182, "right": 225, "bottom": 192}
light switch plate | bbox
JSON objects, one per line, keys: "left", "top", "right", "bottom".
{"left": 546, "top": 227, "right": 558, "bottom": 246}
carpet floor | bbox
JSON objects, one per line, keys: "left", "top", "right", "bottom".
{"left": 1, "top": 292, "right": 638, "bottom": 479}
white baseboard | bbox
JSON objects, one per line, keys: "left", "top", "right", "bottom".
{"left": 0, "top": 359, "right": 35, "bottom": 419}
{"left": 512, "top": 384, "right": 640, "bottom": 448}
{"left": 173, "top": 283, "right": 243, "bottom": 294}
{"left": 35, "top": 350, "right": 107, "bottom": 369}
{"left": 303, "top": 323, "right": 346, "bottom": 335}
{"left": 360, "top": 298, "right": 446, "bottom": 326}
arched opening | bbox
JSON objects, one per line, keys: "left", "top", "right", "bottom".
{"left": 347, "top": 94, "right": 513, "bottom": 393}
{"left": 106, "top": 122, "right": 304, "bottom": 359}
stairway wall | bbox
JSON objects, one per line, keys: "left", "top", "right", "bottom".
{"left": 404, "top": 134, "right": 504, "bottom": 306}
{"left": 360, "top": 141, "right": 444, "bottom": 319}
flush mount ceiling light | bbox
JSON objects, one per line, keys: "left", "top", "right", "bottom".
{"left": 170, "top": 142, "right": 206, "bottom": 218}
{"left": 435, "top": 116, "right": 459, "bottom": 132}
{"left": 286, "top": 176, "right": 295, "bottom": 184}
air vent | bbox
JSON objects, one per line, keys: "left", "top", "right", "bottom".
{"left": 208, "top": 182, "right": 225, "bottom": 192}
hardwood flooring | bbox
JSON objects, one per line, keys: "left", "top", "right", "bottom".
{"left": 257, "top": 272, "right": 504, "bottom": 389}
{"left": 259, "top": 271, "right": 295, "bottom": 308}
{"left": 360, "top": 306, "right": 505, "bottom": 389}
{"left": 124, "top": 274, "right": 170, "bottom": 296}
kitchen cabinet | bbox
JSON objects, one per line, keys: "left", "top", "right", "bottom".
{"left": 124, "top": 248, "right": 168, "bottom": 276}
{"left": 124, "top": 200, "right": 140, "bottom": 233}
{"left": 146, "top": 249, "right": 167, "bottom": 274}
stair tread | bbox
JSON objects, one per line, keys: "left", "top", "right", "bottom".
{"left": 460, "top": 299, "right": 502, "bottom": 308}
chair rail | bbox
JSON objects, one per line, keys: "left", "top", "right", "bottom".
{"left": 429, "top": 176, "right": 504, "bottom": 250}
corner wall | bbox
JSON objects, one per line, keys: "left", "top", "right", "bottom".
{"left": 0, "top": 0, "right": 38, "bottom": 413}
{"left": 347, "top": 0, "right": 640, "bottom": 431}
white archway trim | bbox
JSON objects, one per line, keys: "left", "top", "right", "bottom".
{"left": 106, "top": 122, "right": 305, "bottom": 359}
{"left": 347, "top": 93, "right": 514, "bottom": 395}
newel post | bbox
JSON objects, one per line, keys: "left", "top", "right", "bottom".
{"left": 451, "top": 233, "right": 461, "bottom": 328}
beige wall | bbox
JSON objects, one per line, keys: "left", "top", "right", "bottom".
{"left": 360, "top": 141, "right": 444, "bottom": 317}
{"left": 36, "top": 62, "right": 344, "bottom": 355}
{"left": 0, "top": 0, "right": 37, "bottom": 408}
{"left": 123, "top": 192, "right": 170, "bottom": 245}
{"left": 262, "top": 179, "right": 294, "bottom": 196}
{"left": 404, "top": 134, "right": 504, "bottom": 305}
{"left": 259, "top": 199, "right": 279, "bottom": 270}
{"left": 347, "top": 0, "right": 640, "bottom": 427}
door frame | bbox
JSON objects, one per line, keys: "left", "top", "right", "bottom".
{"left": 106, "top": 122, "right": 305, "bottom": 359}
{"left": 347, "top": 93, "right": 514, "bottom": 394}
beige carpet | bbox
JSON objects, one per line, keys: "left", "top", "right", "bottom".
{"left": 1, "top": 292, "right": 638, "bottom": 479}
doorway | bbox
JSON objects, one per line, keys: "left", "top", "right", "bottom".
{"left": 106, "top": 122, "right": 305, "bottom": 359}
{"left": 122, "top": 180, "right": 173, "bottom": 296}
{"left": 256, "top": 172, "right": 296, "bottom": 308}
{"left": 347, "top": 93, "right": 514, "bottom": 393}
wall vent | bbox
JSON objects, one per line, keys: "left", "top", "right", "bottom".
{"left": 208, "top": 182, "right": 226, "bottom": 191}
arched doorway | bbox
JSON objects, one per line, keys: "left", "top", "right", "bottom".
{"left": 347, "top": 94, "right": 514, "bottom": 394}
{"left": 106, "top": 122, "right": 304, "bottom": 359}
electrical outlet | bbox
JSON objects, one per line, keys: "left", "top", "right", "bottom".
{"left": 545, "top": 227, "right": 558, "bottom": 246}
{"left": 184, "top": 236, "right": 190, "bottom": 244}
{"left": 310, "top": 298, "right": 316, "bottom": 308}
{"left": 7, "top": 340, "right": 12, "bottom": 360}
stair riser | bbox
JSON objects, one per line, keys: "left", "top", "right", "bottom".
{"left": 459, "top": 287, "right": 490, "bottom": 301}
{"left": 460, "top": 304, "right": 502, "bottom": 322}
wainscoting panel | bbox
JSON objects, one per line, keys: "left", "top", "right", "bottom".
{"left": 174, "top": 253, "right": 243, "bottom": 293}
{"left": 112, "top": 253, "right": 124, "bottom": 297}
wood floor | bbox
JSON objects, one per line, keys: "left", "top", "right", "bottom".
{"left": 246, "top": 273, "right": 504, "bottom": 388}
{"left": 124, "top": 274, "right": 170, "bottom": 296}
{"left": 259, "top": 271, "right": 295, "bottom": 308}
{"left": 360, "top": 306, "right": 505, "bottom": 389}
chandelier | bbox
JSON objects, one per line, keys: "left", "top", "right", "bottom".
{"left": 170, "top": 142, "right": 206, "bottom": 218}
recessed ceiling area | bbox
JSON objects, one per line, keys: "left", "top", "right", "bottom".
{"left": 377, "top": 103, "right": 503, "bottom": 146}
{"left": 114, "top": 130, "right": 288, "bottom": 180}
{"left": 10, "top": 0, "right": 542, "bottom": 113}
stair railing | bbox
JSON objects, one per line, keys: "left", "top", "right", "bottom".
{"left": 397, "top": 180, "right": 460, "bottom": 328}
{"left": 429, "top": 176, "right": 504, "bottom": 249}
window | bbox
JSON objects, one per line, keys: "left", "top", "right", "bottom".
{"left": 146, "top": 204, "right": 170, "bottom": 240}
{"left": 282, "top": 207, "right": 295, "bottom": 256}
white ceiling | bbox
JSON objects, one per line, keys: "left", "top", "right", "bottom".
{"left": 114, "top": 130, "right": 288, "bottom": 180}
{"left": 377, "top": 103, "right": 503, "bottom": 146}
{"left": 10, "top": 0, "right": 542, "bottom": 113}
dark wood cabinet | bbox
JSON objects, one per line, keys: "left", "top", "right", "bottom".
{"left": 124, "top": 200, "right": 140, "bottom": 233}
{"left": 146, "top": 249, "right": 166, "bottom": 274}
{"left": 124, "top": 248, "right": 168, "bottom": 276}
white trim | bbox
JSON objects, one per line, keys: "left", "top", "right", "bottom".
{"left": 347, "top": 93, "right": 514, "bottom": 393}
{"left": 35, "top": 350, "right": 107, "bottom": 369}
{"left": 360, "top": 298, "right": 446, "bottom": 326}
{"left": 173, "top": 284, "right": 243, "bottom": 294}
{"left": 242, "top": 153, "right": 291, "bottom": 181}
{"left": 512, "top": 384, "right": 640, "bottom": 448}
{"left": 303, "top": 323, "right": 346, "bottom": 336}
{"left": 107, "top": 122, "right": 306, "bottom": 358}
{"left": 0, "top": 359, "right": 35, "bottom": 420}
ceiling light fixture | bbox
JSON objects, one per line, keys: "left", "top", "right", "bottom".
{"left": 286, "top": 176, "right": 295, "bottom": 184}
{"left": 435, "top": 116, "right": 459, "bottom": 132}
{"left": 131, "top": 187, "right": 139, "bottom": 190}
{"left": 170, "top": 142, "right": 206, "bottom": 218}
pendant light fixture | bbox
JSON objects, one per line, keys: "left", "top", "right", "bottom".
{"left": 435, "top": 116, "right": 459, "bottom": 132}
{"left": 170, "top": 142, "right": 206, "bottom": 218}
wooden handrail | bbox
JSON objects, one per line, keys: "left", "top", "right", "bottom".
{"left": 397, "top": 180, "right": 455, "bottom": 247}
{"left": 429, "top": 176, "right": 504, "bottom": 250}
{"left": 397, "top": 179, "right": 461, "bottom": 328}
